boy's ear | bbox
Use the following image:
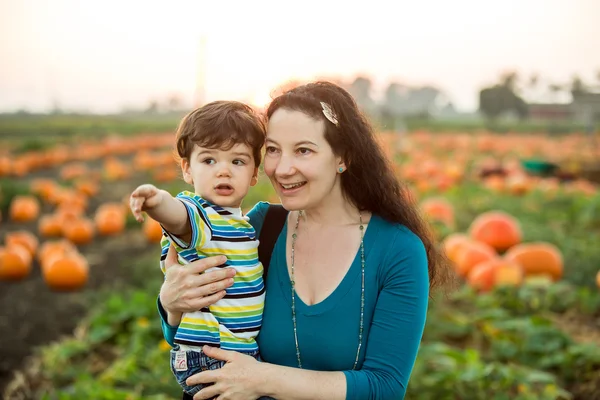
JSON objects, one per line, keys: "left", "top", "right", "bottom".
{"left": 250, "top": 167, "right": 259, "bottom": 186}
{"left": 181, "top": 158, "right": 193, "bottom": 185}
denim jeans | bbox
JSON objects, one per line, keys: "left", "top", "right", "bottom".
{"left": 170, "top": 346, "right": 261, "bottom": 397}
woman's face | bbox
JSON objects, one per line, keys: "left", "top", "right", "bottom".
{"left": 264, "top": 108, "right": 345, "bottom": 211}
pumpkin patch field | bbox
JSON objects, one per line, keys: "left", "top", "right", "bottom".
{"left": 1, "top": 125, "right": 600, "bottom": 399}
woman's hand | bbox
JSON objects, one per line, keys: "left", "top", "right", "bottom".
{"left": 187, "top": 346, "right": 268, "bottom": 400}
{"left": 160, "top": 245, "right": 236, "bottom": 325}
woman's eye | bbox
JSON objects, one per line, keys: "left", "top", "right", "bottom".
{"left": 297, "top": 147, "right": 312, "bottom": 155}
{"left": 203, "top": 158, "right": 216, "bottom": 165}
{"left": 265, "top": 146, "right": 279, "bottom": 154}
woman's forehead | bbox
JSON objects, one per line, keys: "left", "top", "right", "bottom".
{"left": 267, "top": 109, "right": 325, "bottom": 142}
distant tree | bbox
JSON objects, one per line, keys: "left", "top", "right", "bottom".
{"left": 145, "top": 100, "right": 159, "bottom": 114}
{"left": 570, "top": 75, "right": 587, "bottom": 97}
{"left": 349, "top": 76, "right": 377, "bottom": 114}
{"left": 528, "top": 73, "right": 539, "bottom": 88}
{"left": 500, "top": 71, "right": 519, "bottom": 92}
{"left": 479, "top": 85, "right": 527, "bottom": 120}
{"left": 167, "top": 94, "right": 184, "bottom": 112}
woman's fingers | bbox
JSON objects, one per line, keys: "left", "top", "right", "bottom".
{"left": 202, "top": 345, "right": 235, "bottom": 362}
{"left": 186, "top": 289, "right": 227, "bottom": 310}
{"left": 187, "top": 369, "right": 219, "bottom": 387}
{"left": 188, "top": 255, "right": 229, "bottom": 274}
{"left": 193, "top": 383, "right": 220, "bottom": 400}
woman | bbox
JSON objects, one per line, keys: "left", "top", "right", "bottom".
{"left": 158, "top": 81, "right": 449, "bottom": 399}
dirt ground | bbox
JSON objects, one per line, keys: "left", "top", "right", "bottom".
{"left": 0, "top": 164, "right": 158, "bottom": 394}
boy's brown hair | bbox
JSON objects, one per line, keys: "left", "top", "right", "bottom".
{"left": 176, "top": 101, "right": 266, "bottom": 167}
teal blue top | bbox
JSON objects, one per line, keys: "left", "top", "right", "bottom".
{"left": 159, "top": 202, "right": 429, "bottom": 400}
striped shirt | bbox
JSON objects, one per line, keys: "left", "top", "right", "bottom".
{"left": 160, "top": 191, "right": 264, "bottom": 352}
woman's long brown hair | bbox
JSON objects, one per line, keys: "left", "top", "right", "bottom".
{"left": 266, "top": 81, "right": 452, "bottom": 292}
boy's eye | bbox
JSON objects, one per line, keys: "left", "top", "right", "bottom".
{"left": 202, "top": 158, "right": 216, "bottom": 165}
{"left": 232, "top": 159, "right": 246, "bottom": 166}
{"left": 297, "top": 147, "right": 312, "bottom": 155}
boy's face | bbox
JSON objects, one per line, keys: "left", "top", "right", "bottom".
{"left": 181, "top": 142, "right": 258, "bottom": 208}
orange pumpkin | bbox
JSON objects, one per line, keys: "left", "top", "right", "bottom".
{"left": 442, "top": 233, "right": 472, "bottom": 264}
{"left": 143, "top": 218, "right": 163, "bottom": 243}
{"left": 42, "top": 252, "right": 89, "bottom": 291}
{"left": 597, "top": 270, "right": 600, "bottom": 289}
{"left": 9, "top": 195, "right": 40, "bottom": 222}
{"left": 38, "top": 214, "right": 64, "bottom": 238}
{"left": 504, "top": 242, "right": 563, "bottom": 281}
{"left": 420, "top": 197, "right": 455, "bottom": 227}
{"left": 94, "top": 203, "right": 126, "bottom": 236}
{"left": 4, "top": 230, "right": 39, "bottom": 257}
{"left": 467, "top": 258, "right": 523, "bottom": 292}
{"left": 62, "top": 218, "right": 95, "bottom": 245}
{"left": 0, "top": 244, "right": 32, "bottom": 281}
{"left": 38, "top": 239, "right": 76, "bottom": 268}
{"left": 469, "top": 211, "right": 522, "bottom": 252}
{"left": 454, "top": 241, "right": 497, "bottom": 278}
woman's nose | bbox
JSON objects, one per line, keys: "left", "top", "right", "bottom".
{"left": 274, "top": 155, "right": 295, "bottom": 176}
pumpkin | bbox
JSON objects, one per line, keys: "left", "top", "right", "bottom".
{"left": 38, "top": 214, "right": 64, "bottom": 237}
{"left": 597, "top": 270, "right": 600, "bottom": 289}
{"left": 95, "top": 208, "right": 125, "bottom": 236}
{"left": 0, "top": 244, "right": 32, "bottom": 281}
{"left": 454, "top": 241, "right": 497, "bottom": 278}
{"left": 469, "top": 211, "right": 522, "bottom": 252}
{"left": 467, "top": 258, "right": 523, "bottom": 292}
{"left": 494, "top": 260, "right": 525, "bottom": 287}
{"left": 9, "top": 195, "right": 40, "bottom": 222}
{"left": 442, "top": 233, "right": 472, "bottom": 264}
{"left": 42, "top": 251, "right": 89, "bottom": 291}
{"left": 503, "top": 242, "right": 563, "bottom": 281}
{"left": 420, "top": 197, "right": 454, "bottom": 227}
{"left": 62, "top": 218, "right": 95, "bottom": 245}
{"left": 143, "top": 218, "right": 163, "bottom": 243}
{"left": 38, "top": 239, "right": 76, "bottom": 268}
{"left": 4, "top": 230, "right": 39, "bottom": 257}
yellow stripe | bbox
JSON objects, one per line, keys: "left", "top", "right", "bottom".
{"left": 231, "top": 266, "right": 262, "bottom": 277}
{"left": 201, "top": 247, "right": 257, "bottom": 255}
{"left": 210, "top": 303, "right": 264, "bottom": 312}
{"left": 181, "top": 317, "right": 220, "bottom": 327}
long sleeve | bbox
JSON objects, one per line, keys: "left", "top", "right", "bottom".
{"left": 343, "top": 229, "right": 429, "bottom": 400}
{"left": 158, "top": 297, "right": 178, "bottom": 347}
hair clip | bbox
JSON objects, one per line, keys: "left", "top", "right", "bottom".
{"left": 320, "top": 102, "right": 339, "bottom": 127}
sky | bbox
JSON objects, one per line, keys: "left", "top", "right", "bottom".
{"left": 1, "top": 0, "right": 599, "bottom": 113}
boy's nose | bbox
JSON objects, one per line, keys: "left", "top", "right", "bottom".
{"left": 216, "top": 165, "right": 232, "bottom": 177}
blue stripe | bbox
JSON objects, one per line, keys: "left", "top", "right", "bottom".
{"left": 227, "top": 282, "right": 264, "bottom": 294}
{"left": 224, "top": 321, "right": 262, "bottom": 329}
{"left": 218, "top": 315, "right": 264, "bottom": 324}
{"left": 211, "top": 229, "right": 250, "bottom": 238}
{"left": 175, "top": 333, "right": 220, "bottom": 343}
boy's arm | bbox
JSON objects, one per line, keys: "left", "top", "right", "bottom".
{"left": 130, "top": 184, "right": 190, "bottom": 237}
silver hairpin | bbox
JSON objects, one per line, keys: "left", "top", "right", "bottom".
{"left": 320, "top": 102, "right": 339, "bottom": 127}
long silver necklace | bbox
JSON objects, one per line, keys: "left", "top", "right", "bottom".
{"left": 290, "top": 210, "right": 365, "bottom": 369}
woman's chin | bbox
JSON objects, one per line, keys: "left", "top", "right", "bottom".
{"left": 278, "top": 198, "right": 305, "bottom": 211}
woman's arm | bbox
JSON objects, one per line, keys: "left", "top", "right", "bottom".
{"left": 343, "top": 229, "right": 429, "bottom": 400}
{"left": 187, "top": 346, "right": 347, "bottom": 400}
